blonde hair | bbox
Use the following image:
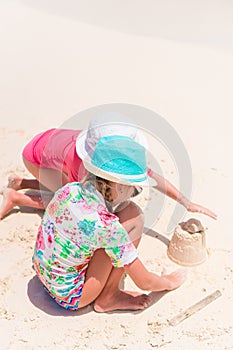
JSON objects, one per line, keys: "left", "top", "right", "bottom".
{"left": 82, "top": 172, "right": 114, "bottom": 203}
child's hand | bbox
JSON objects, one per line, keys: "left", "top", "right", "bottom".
{"left": 186, "top": 202, "right": 217, "bottom": 220}
{"left": 161, "top": 268, "right": 188, "bottom": 291}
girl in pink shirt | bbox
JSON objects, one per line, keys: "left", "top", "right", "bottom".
{"left": 22, "top": 128, "right": 85, "bottom": 185}
{"left": 0, "top": 121, "right": 216, "bottom": 220}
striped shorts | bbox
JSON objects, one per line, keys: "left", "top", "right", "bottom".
{"left": 34, "top": 260, "right": 86, "bottom": 311}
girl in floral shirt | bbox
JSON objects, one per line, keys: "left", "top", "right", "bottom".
{"left": 33, "top": 135, "right": 187, "bottom": 312}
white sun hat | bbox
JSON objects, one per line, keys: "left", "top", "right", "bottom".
{"left": 76, "top": 113, "right": 157, "bottom": 187}
{"left": 76, "top": 112, "right": 148, "bottom": 161}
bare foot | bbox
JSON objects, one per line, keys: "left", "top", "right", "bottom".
{"left": 7, "top": 174, "right": 23, "bottom": 191}
{"left": 93, "top": 290, "right": 152, "bottom": 313}
{"left": 0, "top": 188, "right": 18, "bottom": 220}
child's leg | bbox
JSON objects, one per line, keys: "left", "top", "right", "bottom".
{"left": 1, "top": 158, "right": 69, "bottom": 219}
{"left": 0, "top": 187, "right": 53, "bottom": 219}
{"left": 79, "top": 249, "right": 150, "bottom": 312}
{"left": 7, "top": 173, "right": 46, "bottom": 191}
{"left": 23, "top": 157, "right": 69, "bottom": 192}
{"left": 6, "top": 157, "right": 69, "bottom": 193}
{"left": 78, "top": 202, "right": 151, "bottom": 312}
{"left": 116, "top": 200, "right": 144, "bottom": 246}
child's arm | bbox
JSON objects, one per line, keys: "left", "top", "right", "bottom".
{"left": 124, "top": 257, "right": 187, "bottom": 292}
{"left": 148, "top": 168, "right": 217, "bottom": 220}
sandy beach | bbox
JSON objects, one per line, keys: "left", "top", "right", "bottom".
{"left": 0, "top": 1, "right": 233, "bottom": 349}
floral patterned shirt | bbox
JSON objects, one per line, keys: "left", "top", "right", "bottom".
{"left": 33, "top": 182, "right": 138, "bottom": 297}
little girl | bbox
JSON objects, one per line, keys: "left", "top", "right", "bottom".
{"left": 33, "top": 134, "right": 187, "bottom": 312}
{"left": 0, "top": 116, "right": 217, "bottom": 220}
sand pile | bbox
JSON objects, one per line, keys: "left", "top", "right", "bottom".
{"left": 167, "top": 219, "right": 207, "bottom": 266}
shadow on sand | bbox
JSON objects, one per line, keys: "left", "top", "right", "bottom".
{"left": 27, "top": 275, "right": 93, "bottom": 316}
{"left": 28, "top": 275, "right": 168, "bottom": 316}
{"left": 144, "top": 226, "right": 170, "bottom": 247}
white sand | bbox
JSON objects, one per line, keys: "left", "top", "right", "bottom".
{"left": 0, "top": 1, "right": 233, "bottom": 349}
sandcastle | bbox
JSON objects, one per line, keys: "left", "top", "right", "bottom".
{"left": 167, "top": 218, "right": 207, "bottom": 266}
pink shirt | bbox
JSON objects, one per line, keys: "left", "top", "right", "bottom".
{"left": 22, "top": 128, "right": 85, "bottom": 182}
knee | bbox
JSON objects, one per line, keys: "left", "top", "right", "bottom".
{"left": 9, "top": 189, "right": 21, "bottom": 206}
{"left": 117, "top": 201, "right": 144, "bottom": 244}
{"left": 117, "top": 201, "right": 144, "bottom": 224}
